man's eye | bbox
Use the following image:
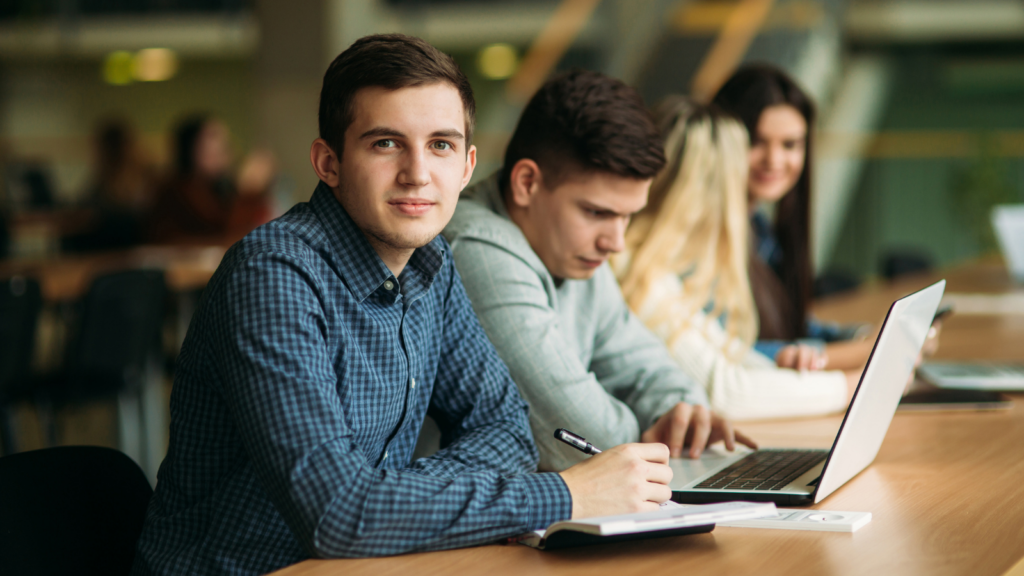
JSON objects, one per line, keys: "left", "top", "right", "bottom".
{"left": 432, "top": 141, "right": 452, "bottom": 151}
{"left": 375, "top": 139, "right": 396, "bottom": 148}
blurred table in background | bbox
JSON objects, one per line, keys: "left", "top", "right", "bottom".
{"left": 271, "top": 258, "right": 1024, "bottom": 576}
{"left": 815, "top": 257, "right": 1024, "bottom": 362}
{"left": 0, "top": 244, "right": 225, "bottom": 301}
{"left": 0, "top": 244, "right": 225, "bottom": 482}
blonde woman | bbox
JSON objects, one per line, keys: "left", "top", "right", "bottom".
{"left": 614, "top": 97, "right": 858, "bottom": 420}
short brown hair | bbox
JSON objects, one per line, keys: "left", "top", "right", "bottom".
{"left": 500, "top": 69, "right": 664, "bottom": 194}
{"left": 318, "top": 34, "right": 475, "bottom": 159}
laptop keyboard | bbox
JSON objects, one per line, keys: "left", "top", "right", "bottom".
{"left": 694, "top": 450, "right": 826, "bottom": 491}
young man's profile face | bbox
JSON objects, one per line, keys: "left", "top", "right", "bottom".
{"left": 520, "top": 169, "right": 651, "bottom": 280}
{"left": 334, "top": 83, "right": 476, "bottom": 262}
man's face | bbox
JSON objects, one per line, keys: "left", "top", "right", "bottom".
{"left": 334, "top": 83, "right": 475, "bottom": 260}
{"left": 521, "top": 170, "right": 651, "bottom": 280}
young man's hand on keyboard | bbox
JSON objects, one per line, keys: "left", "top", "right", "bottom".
{"left": 641, "top": 403, "right": 758, "bottom": 459}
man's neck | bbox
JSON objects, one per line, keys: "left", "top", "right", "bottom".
{"left": 362, "top": 232, "right": 413, "bottom": 278}
{"left": 504, "top": 193, "right": 563, "bottom": 285}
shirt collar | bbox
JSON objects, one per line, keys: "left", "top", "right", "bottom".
{"left": 310, "top": 181, "right": 446, "bottom": 303}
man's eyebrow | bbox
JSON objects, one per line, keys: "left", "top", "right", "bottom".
{"left": 580, "top": 200, "right": 637, "bottom": 217}
{"left": 359, "top": 127, "right": 406, "bottom": 140}
{"left": 431, "top": 129, "right": 465, "bottom": 140}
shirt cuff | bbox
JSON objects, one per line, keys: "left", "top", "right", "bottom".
{"left": 512, "top": 472, "right": 573, "bottom": 530}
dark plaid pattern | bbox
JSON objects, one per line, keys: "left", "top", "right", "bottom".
{"left": 132, "top": 182, "right": 571, "bottom": 576}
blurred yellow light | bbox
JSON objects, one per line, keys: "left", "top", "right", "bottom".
{"left": 133, "top": 48, "right": 179, "bottom": 82}
{"left": 103, "top": 51, "right": 135, "bottom": 85}
{"left": 477, "top": 44, "right": 518, "bottom": 80}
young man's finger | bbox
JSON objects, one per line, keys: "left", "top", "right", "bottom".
{"left": 687, "top": 405, "right": 712, "bottom": 458}
{"left": 630, "top": 440, "right": 671, "bottom": 464}
{"left": 717, "top": 416, "right": 736, "bottom": 451}
{"left": 644, "top": 461, "right": 674, "bottom": 485}
{"left": 734, "top": 429, "right": 758, "bottom": 450}
{"left": 666, "top": 403, "right": 692, "bottom": 458}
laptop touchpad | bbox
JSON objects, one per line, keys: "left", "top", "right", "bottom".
{"left": 670, "top": 446, "right": 753, "bottom": 489}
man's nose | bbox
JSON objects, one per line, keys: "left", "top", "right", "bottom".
{"left": 398, "top": 149, "right": 430, "bottom": 187}
{"left": 597, "top": 218, "right": 627, "bottom": 254}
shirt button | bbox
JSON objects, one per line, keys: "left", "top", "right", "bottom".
{"left": 383, "top": 280, "right": 394, "bottom": 290}
{"left": 383, "top": 451, "right": 389, "bottom": 460}
{"left": 410, "top": 377, "right": 416, "bottom": 389}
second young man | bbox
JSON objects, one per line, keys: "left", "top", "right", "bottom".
{"left": 443, "top": 70, "right": 757, "bottom": 471}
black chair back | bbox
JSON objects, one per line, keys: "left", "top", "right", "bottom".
{"left": 0, "top": 445, "right": 153, "bottom": 576}
{"left": 0, "top": 276, "right": 42, "bottom": 454}
{"left": 64, "top": 269, "right": 167, "bottom": 396}
{"left": 0, "top": 276, "right": 41, "bottom": 401}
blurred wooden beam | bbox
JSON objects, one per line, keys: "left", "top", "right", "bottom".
{"left": 505, "top": 0, "right": 602, "bottom": 105}
{"left": 690, "top": 0, "right": 775, "bottom": 102}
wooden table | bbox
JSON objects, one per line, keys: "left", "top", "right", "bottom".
{"left": 271, "top": 260, "right": 1024, "bottom": 576}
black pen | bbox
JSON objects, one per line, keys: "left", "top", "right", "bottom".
{"left": 554, "top": 428, "right": 602, "bottom": 455}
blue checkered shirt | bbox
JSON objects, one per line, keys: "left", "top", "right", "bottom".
{"left": 132, "top": 183, "right": 572, "bottom": 575}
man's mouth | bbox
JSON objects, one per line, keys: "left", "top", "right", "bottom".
{"left": 389, "top": 198, "right": 436, "bottom": 216}
{"left": 578, "top": 257, "right": 604, "bottom": 269}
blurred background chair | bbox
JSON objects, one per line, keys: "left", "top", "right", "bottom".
{"left": 0, "top": 276, "right": 42, "bottom": 455}
{"left": 0, "top": 445, "right": 153, "bottom": 576}
{"left": 36, "top": 269, "right": 167, "bottom": 466}
{"left": 880, "top": 248, "right": 935, "bottom": 281}
{"left": 814, "top": 268, "right": 862, "bottom": 298}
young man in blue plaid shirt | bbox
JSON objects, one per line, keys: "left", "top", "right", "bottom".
{"left": 131, "top": 34, "right": 676, "bottom": 575}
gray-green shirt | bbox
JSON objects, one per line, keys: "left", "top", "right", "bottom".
{"left": 442, "top": 173, "right": 709, "bottom": 471}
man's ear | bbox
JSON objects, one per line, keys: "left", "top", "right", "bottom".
{"left": 461, "top": 144, "right": 478, "bottom": 190}
{"left": 310, "top": 138, "right": 341, "bottom": 188}
{"left": 508, "top": 158, "right": 543, "bottom": 208}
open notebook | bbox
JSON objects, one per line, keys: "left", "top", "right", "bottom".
{"left": 513, "top": 501, "right": 777, "bottom": 550}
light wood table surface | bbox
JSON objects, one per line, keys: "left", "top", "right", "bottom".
{"left": 271, "top": 260, "right": 1024, "bottom": 576}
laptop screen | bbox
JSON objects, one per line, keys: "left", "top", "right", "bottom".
{"left": 812, "top": 280, "right": 946, "bottom": 503}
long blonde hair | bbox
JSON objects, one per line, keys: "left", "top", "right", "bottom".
{"left": 616, "top": 97, "right": 757, "bottom": 353}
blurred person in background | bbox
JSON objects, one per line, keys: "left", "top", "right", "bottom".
{"left": 712, "top": 64, "right": 873, "bottom": 372}
{"left": 63, "top": 118, "right": 156, "bottom": 252}
{"left": 712, "top": 64, "right": 941, "bottom": 373}
{"left": 148, "top": 114, "right": 276, "bottom": 244}
{"left": 614, "top": 97, "right": 860, "bottom": 420}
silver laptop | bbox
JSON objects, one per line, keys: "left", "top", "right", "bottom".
{"left": 993, "top": 204, "right": 1024, "bottom": 283}
{"left": 670, "top": 280, "right": 946, "bottom": 506}
{"left": 918, "top": 361, "right": 1024, "bottom": 391}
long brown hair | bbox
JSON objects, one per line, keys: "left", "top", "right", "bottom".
{"left": 712, "top": 64, "right": 815, "bottom": 340}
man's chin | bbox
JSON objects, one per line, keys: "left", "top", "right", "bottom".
{"left": 560, "top": 267, "right": 600, "bottom": 281}
{"left": 369, "top": 225, "right": 444, "bottom": 253}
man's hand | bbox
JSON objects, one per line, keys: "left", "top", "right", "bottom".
{"left": 776, "top": 344, "right": 828, "bottom": 371}
{"left": 558, "top": 443, "right": 673, "bottom": 519}
{"left": 641, "top": 403, "right": 757, "bottom": 459}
